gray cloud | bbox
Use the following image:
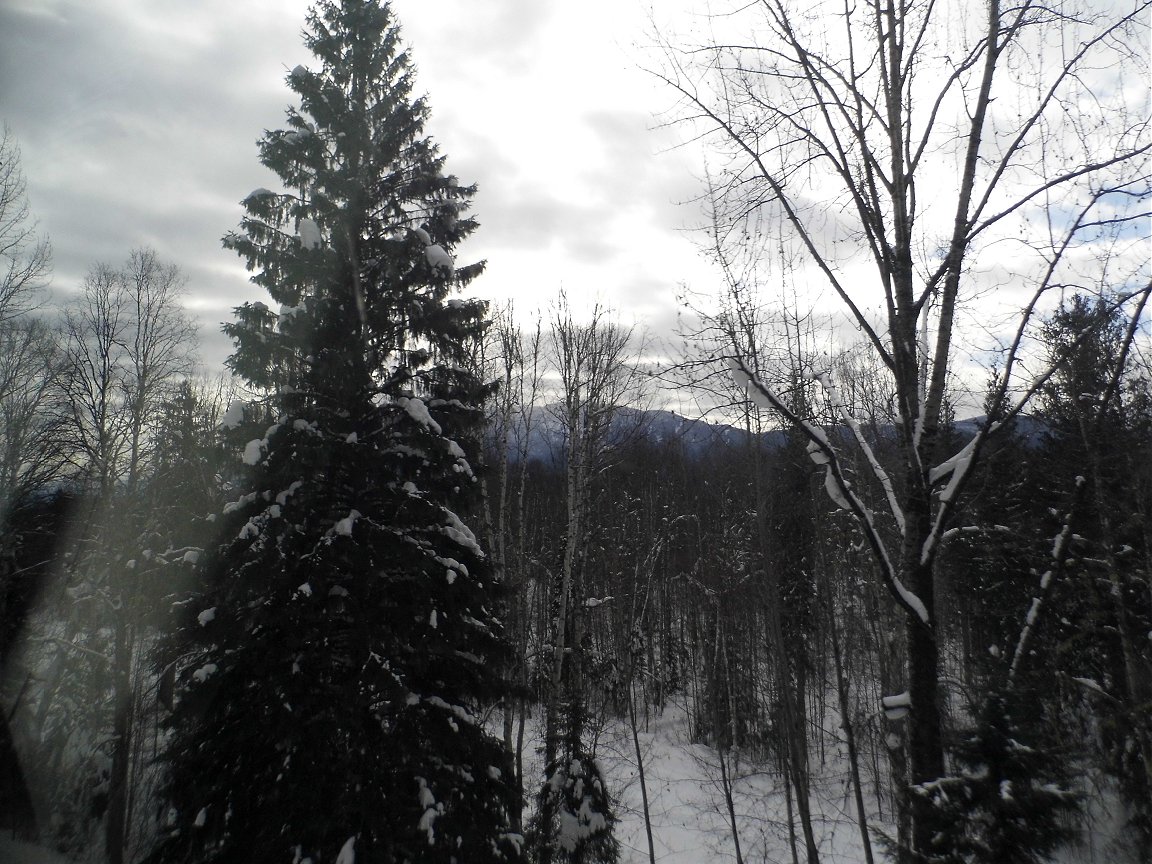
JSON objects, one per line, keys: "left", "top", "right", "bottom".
{"left": 0, "top": 0, "right": 715, "bottom": 373}
{"left": 0, "top": 1, "right": 309, "bottom": 356}
{"left": 422, "top": 0, "right": 553, "bottom": 77}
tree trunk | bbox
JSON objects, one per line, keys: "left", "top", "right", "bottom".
{"left": 628, "top": 684, "right": 656, "bottom": 864}
{"left": 105, "top": 613, "right": 134, "bottom": 864}
{"left": 899, "top": 442, "right": 946, "bottom": 859}
{"left": 827, "top": 586, "right": 875, "bottom": 864}
{"left": 781, "top": 750, "right": 800, "bottom": 864}
{"left": 718, "top": 747, "right": 745, "bottom": 864}
{"left": 905, "top": 581, "right": 944, "bottom": 858}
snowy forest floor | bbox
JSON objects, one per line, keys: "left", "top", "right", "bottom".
{"left": 2, "top": 701, "right": 1139, "bottom": 863}
{"left": 514, "top": 699, "right": 1140, "bottom": 864}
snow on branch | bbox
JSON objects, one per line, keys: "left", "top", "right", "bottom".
{"left": 881, "top": 691, "right": 911, "bottom": 720}
{"left": 409, "top": 226, "right": 454, "bottom": 275}
{"left": 242, "top": 438, "right": 266, "bottom": 466}
{"left": 425, "top": 244, "right": 454, "bottom": 275}
{"left": 297, "top": 218, "right": 322, "bottom": 250}
{"left": 814, "top": 369, "right": 905, "bottom": 536}
{"left": 243, "top": 187, "right": 278, "bottom": 205}
{"left": 334, "top": 509, "right": 361, "bottom": 537}
{"left": 729, "top": 357, "right": 929, "bottom": 625}
{"left": 939, "top": 524, "right": 1015, "bottom": 543}
{"left": 220, "top": 399, "right": 246, "bottom": 430}
{"left": 1068, "top": 676, "right": 1116, "bottom": 702}
{"left": 335, "top": 836, "right": 356, "bottom": 864}
{"left": 1008, "top": 476, "right": 1085, "bottom": 684}
{"left": 928, "top": 426, "right": 997, "bottom": 496}
{"left": 442, "top": 507, "right": 484, "bottom": 557}
{"left": 415, "top": 776, "right": 441, "bottom": 845}
{"left": 920, "top": 423, "right": 999, "bottom": 566}
{"left": 397, "top": 396, "right": 443, "bottom": 434}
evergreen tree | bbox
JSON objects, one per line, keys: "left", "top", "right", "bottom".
{"left": 935, "top": 379, "right": 1042, "bottom": 684}
{"left": 150, "top": 3, "right": 522, "bottom": 861}
{"left": 1030, "top": 293, "right": 1152, "bottom": 852}
{"left": 912, "top": 693, "right": 1080, "bottom": 864}
{"left": 148, "top": 380, "right": 230, "bottom": 533}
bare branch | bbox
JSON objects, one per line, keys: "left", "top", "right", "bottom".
{"left": 730, "top": 354, "right": 929, "bottom": 624}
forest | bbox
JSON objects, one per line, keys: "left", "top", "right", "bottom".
{"left": 0, "top": 1, "right": 1149, "bottom": 863}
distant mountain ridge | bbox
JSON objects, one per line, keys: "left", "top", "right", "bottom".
{"left": 499, "top": 406, "right": 1046, "bottom": 465}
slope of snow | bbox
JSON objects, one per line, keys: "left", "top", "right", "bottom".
{"left": 514, "top": 701, "right": 1139, "bottom": 864}
{"left": 516, "top": 700, "right": 877, "bottom": 863}
{"left": 602, "top": 708, "right": 875, "bottom": 863}
{"left": 5, "top": 705, "right": 1133, "bottom": 864}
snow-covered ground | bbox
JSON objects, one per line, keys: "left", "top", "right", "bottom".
{"left": 517, "top": 699, "right": 1140, "bottom": 864}
{"left": 516, "top": 700, "right": 877, "bottom": 864}
{"left": 5, "top": 699, "right": 1137, "bottom": 863}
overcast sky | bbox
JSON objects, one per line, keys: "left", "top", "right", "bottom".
{"left": 2, "top": 0, "right": 1146, "bottom": 412}
{"left": 0, "top": 0, "right": 714, "bottom": 371}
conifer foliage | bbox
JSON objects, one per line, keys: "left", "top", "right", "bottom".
{"left": 150, "top": 2, "right": 522, "bottom": 862}
{"left": 912, "top": 693, "right": 1079, "bottom": 864}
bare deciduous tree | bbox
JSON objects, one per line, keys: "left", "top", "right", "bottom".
{"left": 655, "top": 0, "right": 1151, "bottom": 857}
{"left": 118, "top": 249, "right": 197, "bottom": 492}
{"left": 0, "top": 124, "right": 55, "bottom": 843}
{"left": 532, "top": 295, "right": 645, "bottom": 864}
{"left": 62, "top": 250, "right": 196, "bottom": 495}
{"left": 480, "top": 303, "right": 544, "bottom": 825}
{"left": 47, "top": 249, "right": 196, "bottom": 864}
{"left": 0, "top": 124, "right": 51, "bottom": 324}
{"left": 62, "top": 263, "right": 133, "bottom": 495}
{"left": 0, "top": 319, "right": 68, "bottom": 518}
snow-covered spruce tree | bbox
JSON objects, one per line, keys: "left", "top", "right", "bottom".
{"left": 910, "top": 693, "right": 1079, "bottom": 864}
{"left": 149, "top": 3, "right": 522, "bottom": 862}
{"left": 526, "top": 698, "right": 620, "bottom": 864}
